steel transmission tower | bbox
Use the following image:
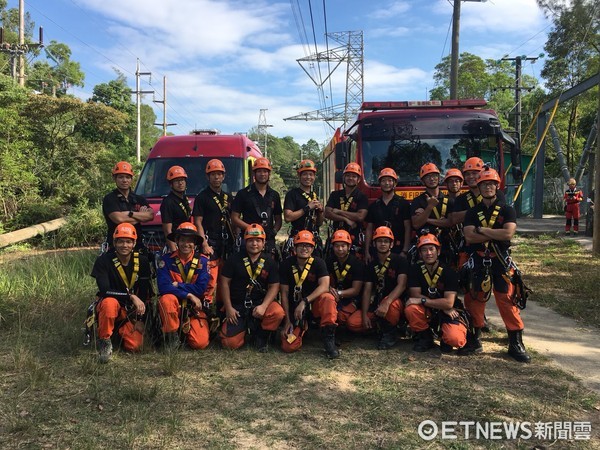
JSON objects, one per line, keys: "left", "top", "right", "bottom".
{"left": 285, "top": 30, "right": 364, "bottom": 129}
{"left": 257, "top": 109, "right": 273, "bottom": 158}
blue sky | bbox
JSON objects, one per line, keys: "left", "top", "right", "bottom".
{"left": 16, "top": 0, "right": 551, "bottom": 145}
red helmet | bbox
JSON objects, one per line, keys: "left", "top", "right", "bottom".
{"left": 343, "top": 163, "right": 362, "bottom": 177}
{"left": 252, "top": 157, "right": 272, "bottom": 171}
{"left": 463, "top": 157, "right": 484, "bottom": 173}
{"left": 167, "top": 165, "right": 188, "bottom": 181}
{"left": 420, "top": 163, "right": 440, "bottom": 179}
{"left": 417, "top": 233, "right": 441, "bottom": 249}
{"left": 167, "top": 222, "right": 203, "bottom": 244}
{"left": 443, "top": 168, "right": 464, "bottom": 183}
{"left": 378, "top": 168, "right": 398, "bottom": 181}
{"left": 244, "top": 223, "right": 266, "bottom": 241}
{"left": 477, "top": 168, "right": 501, "bottom": 185}
{"left": 297, "top": 159, "right": 317, "bottom": 174}
{"left": 293, "top": 230, "right": 315, "bottom": 246}
{"left": 373, "top": 226, "right": 394, "bottom": 242}
{"left": 206, "top": 159, "right": 226, "bottom": 174}
{"left": 331, "top": 229, "right": 352, "bottom": 245}
{"left": 112, "top": 161, "right": 134, "bottom": 177}
{"left": 113, "top": 223, "right": 137, "bottom": 241}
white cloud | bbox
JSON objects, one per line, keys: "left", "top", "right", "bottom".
{"left": 369, "top": 1, "right": 411, "bottom": 20}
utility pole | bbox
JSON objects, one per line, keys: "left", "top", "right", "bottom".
{"left": 257, "top": 109, "right": 273, "bottom": 158}
{"left": 134, "top": 59, "right": 153, "bottom": 162}
{"left": 153, "top": 76, "right": 177, "bottom": 136}
{"left": 0, "top": 12, "right": 43, "bottom": 85}
{"left": 450, "top": 0, "right": 487, "bottom": 99}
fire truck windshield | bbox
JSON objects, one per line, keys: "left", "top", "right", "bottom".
{"left": 134, "top": 156, "right": 245, "bottom": 197}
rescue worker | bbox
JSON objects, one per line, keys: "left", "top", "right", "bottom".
{"left": 102, "top": 161, "right": 154, "bottom": 250}
{"left": 157, "top": 222, "right": 211, "bottom": 350}
{"left": 231, "top": 157, "right": 282, "bottom": 260}
{"left": 364, "top": 168, "right": 411, "bottom": 263}
{"left": 404, "top": 233, "right": 470, "bottom": 353}
{"left": 193, "top": 159, "right": 234, "bottom": 304}
{"left": 443, "top": 168, "right": 464, "bottom": 200}
{"left": 463, "top": 167, "right": 531, "bottom": 363}
{"left": 219, "top": 224, "right": 285, "bottom": 351}
{"left": 411, "top": 163, "right": 453, "bottom": 265}
{"left": 347, "top": 226, "right": 407, "bottom": 350}
{"left": 91, "top": 223, "right": 152, "bottom": 363}
{"left": 161, "top": 165, "right": 192, "bottom": 252}
{"left": 279, "top": 230, "right": 339, "bottom": 359}
{"left": 325, "top": 229, "right": 365, "bottom": 330}
{"left": 283, "top": 159, "right": 324, "bottom": 257}
{"left": 441, "top": 168, "right": 465, "bottom": 267}
{"left": 564, "top": 178, "right": 583, "bottom": 235}
{"left": 324, "top": 162, "right": 369, "bottom": 257}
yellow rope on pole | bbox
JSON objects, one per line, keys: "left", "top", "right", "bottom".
{"left": 514, "top": 99, "right": 560, "bottom": 202}
{"left": 505, "top": 103, "right": 542, "bottom": 178}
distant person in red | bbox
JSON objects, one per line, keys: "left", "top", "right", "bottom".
{"left": 564, "top": 178, "right": 583, "bottom": 236}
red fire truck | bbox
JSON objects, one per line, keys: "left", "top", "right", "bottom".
{"left": 134, "top": 129, "right": 262, "bottom": 244}
{"left": 323, "top": 100, "right": 523, "bottom": 202}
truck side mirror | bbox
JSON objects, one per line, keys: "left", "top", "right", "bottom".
{"left": 335, "top": 141, "right": 348, "bottom": 170}
{"left": 335, "top": 171, "right": 344, "bottom": 184}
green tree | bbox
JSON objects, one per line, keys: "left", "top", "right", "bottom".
{"left": 27, "top": 41, "right": 85, "bottom": 97}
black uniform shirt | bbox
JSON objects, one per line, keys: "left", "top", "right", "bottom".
{"left": 410, "top": 191, "right": 454, "bottom": 235}
{"left": 192, "top": 187, "right": 232, "bottom": 247}
{"left": 326, "top": 254, "right": 364, "bottom": 291}
{"left": 279, "top": 255, "right": 328, "bottom": 301}
{"left": 365, "top": 253, "right": 408, "bottom": 298}
{"left": 366, "top": 194, "right": 411, "bottom": 249}
{"left": 464, "top": 199, "right": 516, "bottom": 253}
{"left": 91, "top": 250, "right": 151, "bottom": 302}
{"left": 160, "top": 191, "right": 191, "bottom": 229}
{"left": 102, "top": 189, "right": 150, "bottom": 248}
{"left": 232, "top": 184, "right": 282, "bottom": 240}
{"left": 408, "top": 261, "right": 459, "bottom": 298}
{"left": 284, "top": 187, "right": 319, "bottom": 233}
{"left": 220, "top": 251, "right": 279, "bottom": 307}
{"left": 326, "top": 188, "right": 369, "bottom": 241}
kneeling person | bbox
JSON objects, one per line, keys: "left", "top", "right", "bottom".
{"left": 405, "top": 233, "right": 469, "bottom": 353}
{"left": 91, "top": 223, "right": 152, "bottom": 363}
{"left": 219, "top": 224, "right": 285, "bottom": 351}
{"left": 157, "top": 222, "right": 210, "bottom": 350}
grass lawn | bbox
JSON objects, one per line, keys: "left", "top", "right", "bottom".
{"left": 0, "top": 247, "right": 599, "bottom": 449}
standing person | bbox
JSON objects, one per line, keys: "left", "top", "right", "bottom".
{"left": 161, "top": 166, "right": 192, "bottom": 252}
{"left": 324, "top": 163, "right": 369, "bottom": 257}
{"left": 279, "top": 230, "right": 339, "bottom": 359}
{"left": 443, "top": 168, "right": 464, "bottom": 200}
{"left": 463, "top": 167, "right": 531, "bottom": 363}
{"left": 441, "top": 168, "right": 465, "bottom": 267}
{"left": 325, "top": 230, "right": 365, "bottom": 330}
{"left": 193, "top": 159, "right": 233, "bottom": 304}
{"left": 404, "top": 233, "right": 470, "bottom": 353}
{"left": 219, "top": 224, "right": 285, "bottom": 351}
{"left": 283, "top": 159, "right": 324, "bottom": 257}
{"left": 564, "top": 178, "right": 583, "bottom": 235}
{"left": 411, "top": 163, "right": 453, "bottom": 264}
{"left": 157, "top": 222, "right": 211, "bottom": 350}
{"left": 91, "top": 223, "right": 152, "bottom": 363}
{"left": 347, "top": 226, "right": 407, "bottom": 350}
{"left": 102, "top": 161, "right": 154, "bottom": 250}
{"left": 364, "top": 168, "right": 411, "bottom": 263}
{"left": 231, "top": 157, "right": 282, "bottom": 260}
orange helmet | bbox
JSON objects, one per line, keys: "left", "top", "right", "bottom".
{"left": 343, "top": 162, "right": 362, "bottom": 177}
{"left": 113, "top": 223, "right": 137, "bottom": 241}
{"left": 167, "top": 165, "right": 188, "bottom": 181}
{"left": 331, "top": 229, "right": 352, "bottom": 245}
{"left": 167, "top": 221, "right": 203, "bottom": 244}
{"left": 244, "top": 223, "right": 266, "bottom": 241}
{"left": 206, "top": 159, "right": 226, "bottom": 174}
{"left": 417, "top": 233, "right": 441, "bottom": 249}
{"left": 297, "top": 159, "right": 317, "bottom": 174}
{"left": 477, "top": 167, "right": 501, "bottom": 185}
{"left": 463, "top": 157, "right": 484, "bottom": 173}
{"left": 420, "top": 163, "right": 440, "bottom": 179}
{"left": 443, "top": 168, "right": 464, "bottom": 183}
{"left": 293, "top": 230, "right": 316, "bottom": 246}
{"left": 378, "top": 168, "right": 398, "bottom": 181}
{"left": 373, "top": 226, "right": 394, "bottom": 242}
{"left": 112, "top": 161, "right": 134, "bottom": 177}
{"left": 252, "top": 157, "right": 272, "bottom": 171}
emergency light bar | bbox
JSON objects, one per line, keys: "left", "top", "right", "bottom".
{"left": 360, "top": 99, "right": 487, "bottom": 111}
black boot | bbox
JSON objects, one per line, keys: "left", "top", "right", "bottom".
{"left": 377, "top": 320, "right": 398, "bottom": 350}
{"left": 254, "top": 327, "right": 270, "bottom": 353}
{"left": 507, "top": 329, "right": 531, "bottom": 363}
{"left": 439, "top": 340, "right": 453, "bottom": 353}
{"left": 322, "top": 325, "right": 340, "bottom": 359}
{"left": 413, "top": 329, "right": 435, "bottom": 352}
{"left": 457, "top": 327, "right": 483, "bottom": 355}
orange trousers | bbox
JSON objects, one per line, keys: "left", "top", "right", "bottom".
{"left": 204, "top": 258, "right": 222, "bottom": 304}
{"left": 96, "top": 297, "right": 143, "bottom": 352}
{"left": 159, "top": 293, "right": 210, "bottom": 349}
{"left": 404, "top": 304, "right": 467, "bottom": 348}
{"left": 464, "top": 286, "right": 524, "bottom": 331}
{"left": 345, "top": 297, "right": 403, "bottom": 333}
{"left": 220, "top": 301, "right": 285, "bottom": 349}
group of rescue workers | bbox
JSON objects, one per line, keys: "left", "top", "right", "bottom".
{"left": 90, "top": 154, "right": 532, "bottom": 365}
